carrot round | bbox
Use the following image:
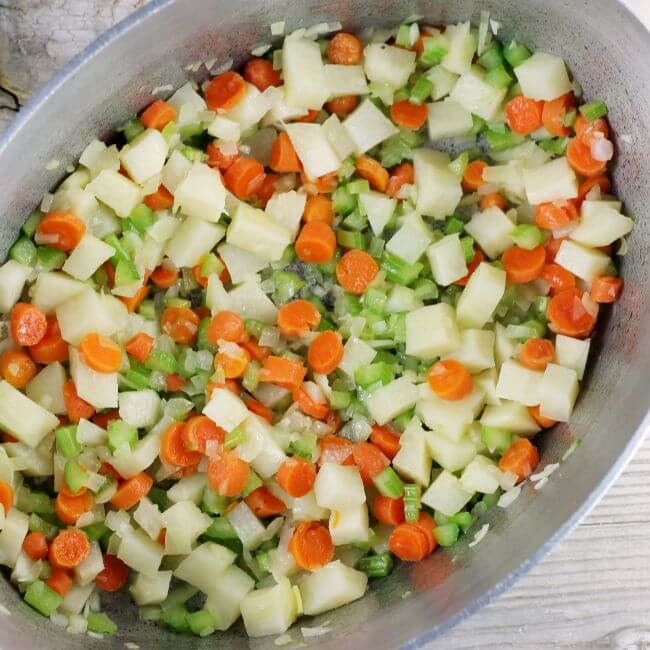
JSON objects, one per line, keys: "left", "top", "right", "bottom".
{"left": 144, "top": 184, "right": 174, "bottom": 210}
{"left": 295, "top": 221, "right": 337, "bottom": 264}
{"left": 36, "top": 210, "right": 85, "bottom": 251}
{"left": 240, "top": 337, "right": 271, "bottom": 362}
{"left": 577, "top": 175, "right": 611, "bottom": 203}
{"left": 63, "top": 380, "right": 95, "bottom": 422}
{"left": 161, "top": 306, "right": 200, "bottom": 344}
{"left": 207, "top": 310, "right": 245, "bottom": 345}
{"left": 140, "top": 99, "right": 176, "bottom": 130}
{"left": 206, "top": 141, "right": 239, "bottom": 170}
{"left": 502, "top": 245, "right": 547, "bottom": 284}
{"left": 505, "top": 95, "right": 544, "bottom": 135}
{"left": 255, "top": 173, "right": 281, "bottom": 208}
{"left": 277, "top": 299, "right": 321, "bottom": 338}
{"left": 277, "top": 457, "right": 317, "bottom": 497}
{"left": 11, "top": 303, "right": 47, "bottom": 347}
{"left": 269, "top": 132, "right": 302, "bottom": 173}
{"left": 548, "top": 288, "right": 597, "bottom": 338}
{"left": 370, "top": 425, "right": 401, "bottom": 460}
{"left": 181, "top": 415, "right": 225, "bottom": 453}
{"left": 243, "top": 396, "right": 273, "bottom": 423}
{"left": 110, "top": 472, "right": 153, "bottom": 510}
{"left": 455, "top": 248, "right": 485, "bottom": 286}
{"left": 294, "top": 109, "right": 320, "bottom": 124}
{"left": 0, "top": 348, "right": 37, "bottom": 389}
{"left": 386, "top": 162, "right": 414, "bottom": 198}
{"left": 205, "top": 71, "right": 248, "bottom": 110}
{"left": 96, "top": 554, "right": 129, "bottom": 592}
{"left": 245, "top": 486, "right": 286, "bottom": 518}
{"left": 207, "top": 451, "right": 250, "bottom": 497}
{"left": 243, "top": 57, "right": 281, "bottom": 91}
{"left": 288, "top": 521, "right": 334, "bottom": 571}
{"left": 541, "top": 263, "right": 576, "bottom": 294}
{"left": 542, "top": 93, "right": 574, "bottom": 137}
{"left": 534, "top": 201, "right": 578, "bottom": 230}
{"left": 462, "top": 160, "right": 487, "bottom": 191}
{"left": 528, "top": 405, "right": 557, "bottom": 429}
{"left": 427, "top": 359, "right": 473, "bottom": 401}
{"left": 23, "top": 531, "right": 49, "bottom": 561}
{"left": 318, "top": 435, "right": 354, "bottom": 466}
{"left": 390, "top": 100, "right": 428, "bottom": 130}
{"left": 327, "top": 33, "right": 363, "bottom": 64}
{"left": 480, "top": 192, "right": 506, "bottom": 211}
{"left": 372, "top": 495, "right": 405, "bottom": 525}
{"left": 520, "top": 338, "right": 555, "bottom": 371}
{"left": 165, "top": 373, "right": 187, "bottom": 392}
{"left": 224, "top": 156, "right": 266, "bottom": 199}
{"left": 0, "top": 480, "right": 13, "bottom": 514}
{"left": 55, "top": 491, "right": 92, "bottom": 525}
{"left": 307, "top": 330, "right": 344, "bottom": 375}
{"left": 567, "top": 136, "right": 607, "bottom": 177}
{"left": 303, "top": 194, "right": 334, "bottom": 225}
{"left": 160, "top": 422, "right": 202, "bottom": 468}
{"left": 49, "top": 529, "right": 91, "bottom": 569}
{"left": 325, "top": 95, "right": 358, "bottom": 116}
{"left": 46, "top": 568, "right": 73, "bottom": 597}
{"left": 355, "top": 156, "right": 390, "bottom": 192}
{"left": 119, "top": 284, "right": 150, "bottom": 313}
{"left": 590, "top": 275, "right": 624, "bottom": 303}
{"left": 79, "top": 333, "right": 122, "bottom": 374}
{"left": 259, "top": 355, "right": 307, "bottom": 390}
{"left": 389, "top": 523, "right": 431, "bottom": 562}
{"left": 293, "top": 384, "right": 329, "bottom": 420}
{"left": 336, "top": 249, "right": 379, "bottom": 295}
{"left": 352, "top": 441, "right": 389, "bottom": 485}
{"left": 124, "top": 332, "right": 154, "bottom": 363}
{"left": 414, "top": 511, "right": 437, "bottom": 554}
{"left": 301, "top": 170, "right": 338, "bottom": 194}
{"left": 151, "top": 265, "right": 179, "bottom": 289}
{"left": 29, "top": 316, "right": 68, "bottom": 364}
{"left": 574, "top": 115, "right": 609, "bottom": 142}
{"left": 498, "top": 438, "right": 540, "bottom": 482}
{"left": 214, "top": 345, "right": 250, "bottom": 379}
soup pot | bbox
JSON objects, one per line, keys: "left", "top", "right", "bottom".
{"left": 0, "top": 0, "right": 649, "bottom": 647}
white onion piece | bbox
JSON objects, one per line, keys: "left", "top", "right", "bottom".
{"left": 552, "top": 221, "right": 578, "bottom": 239}
{"left": 590, "top": 137, "right": 614, "bottom": 162}
{"left": 302, "top": 381, "right": 326, "bottom": 404}
{"left": 581, "top": 293, "right": 599, "bottom": 318}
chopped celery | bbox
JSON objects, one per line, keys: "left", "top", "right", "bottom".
{"left": 368, "top": 236, "right": 385, "bottom": 258}
{"left": 242, "top": 360, "right": 262, "bottom": 393}
{"left": 200, "top": 253, "right": 224, "bottom": 278}
{"left": 337, "top": 230, "right": 366, "bottom": 250}
{"left": 503, "top": 40, "right": 531, "bottom": 67}
{"left": 256, "top": 550, "right": 273, "bottom": 573}
{"left": 460, "top": 236, "right": 475, "bottom": 262}
{"left": 180, "top": 145, "right": 206, "bottom": 162}
{"left": 409, "top": 77, "right": 433, "bottom": 105}
{"left": 36, "top": 246, "right": 66, "bottom": 271}
{"left": 148, "top": 486, "right": 170, "bottom": 511}
{"left": 161, "top": 604, "right": 190, "bottom": 633}
{"left": 245, "top": 319, "right": 266, "bottom": 339}
{"left": 330, "top": 390, "right": 352, "bottom": 410}
{"left": 180, "top": 122, "right": 204, "bottom": 141}
{"left": 448, "top": 151, "right": 469, "bottom": 177}
{"left": 55, "top": 425, "right": 82, "bottom": 459}
{"left": 93, "top": 266, "right": 109, "bottom": 287}
{"left": 64, "top": 459, "right": 88, "bottom": 494}
{"left": 477, "top": 40, "right": 504, "bottom": 70}
{"left": 137, "top": 299, "right": 157, "bottom": 320}
{"left": 510, "top": 224, "right": 543, "bottom": 249}
{"left": 119, "top": 117, "right": 145, "bottom": 142}
{"left": 358, "top": 552, "right": 394, "bottom": 577}
{"left": 105, "top": 233, "right": 133, "bottom": 266}
{"left": 202, "top": 486, "right": 228, "bottom": 515}
{"left": 505, "top": 319, "right": 546, "bottom": 342}
{"left": 347, "top": 179, "right": 371, "bottom": 195}
{"left": 363, "top": 287, "right": 387, "bottom": 313}
{"left": 538, "top": 137, "right": 569, "bottom": 155}
{"left": 413, "top": 278, "right": 439, "bottom": 302}
{"left": 115, "top": 258, "right": 141, "bottom": 286}
{"left": 481, "top": 425, "right": 512, "bottom": 454}
{"left": 452, "top": 511, "right": 473, "bottom": 533}
{"left": 434, "top": 522, "right": 460, "bottom": 546}
{"left": 533, "top": 296, "right": 550, "bottom": 322}
{"left": 176, "top": 348, "right": 198, "bottom": 379}
{"left": 332, "top": 186, "right": 356, "bottom": 216}
{"left": 562, "top": 108, "right": 577, "bottom": 127}
{"left": 272, "top": 270, "right": 305, "bottom": 304}
{"left": 145, "top": 349, "right": 177, "bottom": 374}
{"left": 83, "top": 521, "right": 111, "bottom": 542}
{"left": 187, "top": 609, "right": 216, "bottom": 637}
{"left": 391, "top": 407, "right": 414, "bottom": 432}
{"left": 335, "top": 292, "right": 362, "bottom": 318}
{"left": 484, "top": 64, "right": 513, "bottom": 89}
{"left": 290, "top": 433, "right": 318, "bottom": 460}
{"left": 393, "top": 87, "right": 410, "bottom": 103}
{"left": 444, "top": 217, "right": 465, "bottom": 235}
{"left": 165, "top": 297, "right": 191, "bottom": 309}
{"left": 107, "top": 419, "right": 138, "bottom": 452}
{"left": 403, "top": 484, "right": 421, "bottom": 523}
{"left": 381, "top": 252, "right": 423, "bottom": 285}
{"left": 225, "top": 427, "right": 247, "bottom": 450}
{"left": 579, "top": 100, "right": 608, "bottom": 121}
{"left": 204, "top": 516, "right": 238, "bottom": 541}
{"left": 395, "top": 22, "right": 418, "bottom": 48}
{"left": 15, "top": 488, "right": 52, "bottom": 515}
{"left": 197, "top": 318, "right": 217, "bottom": 353}
{"left": 10, "top": 236, "right": 36, "bottom": 266}
{"left": 485, "top": 126, "right": 524, "bottom": 152}
{"left": 87, "top": 612, "right": 118, "bottom": 635}
{"left": 387, "top": 313, "right": 407, "bottom": 343}
{"left": 343, "top": 210, "right": 368, "bottom": 231}
{"left": 495, "top": 284, "right": 518, "bottom": 318}
{"left": 124, "top": 367, "right": 151, "bottom": 390}
{"left": 355, "top": 362, "right": 394, "bottom": 388}
{"left": 242, "top": 470, "right": 262, "bottom": 497}
{"left": 379, "top": 130, "right": 422, "bottom": 168}
{"left": 29, "top": 513, "right": 59, "bottom": 540}
{"left": 468, "top": 114, "right": 486, "bottom": 138}
{"left": 24, "top": 580, "right": 62, "bottom": 617}
{"left": 128, "top": 204, "right": 155, "bottom": 233}
{"left": 372, "top": 466, "right": 404, "bottom": 498}
{"left": 22, "top": 212, "right": 42, "bottom": 238}
{"left": 419, "top": 34, "right": 449, "bottom": 67}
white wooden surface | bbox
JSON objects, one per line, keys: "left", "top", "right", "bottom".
{"left": 2, "top": 2, "right": 650, "bottom": 647}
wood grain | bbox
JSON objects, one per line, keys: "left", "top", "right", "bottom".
{"left": 1, "top": 1, "right": 649, "bottom": 647}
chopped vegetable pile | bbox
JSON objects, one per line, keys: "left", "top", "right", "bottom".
{"left": 0, "top": 12, "right": 632, "bottom": 640}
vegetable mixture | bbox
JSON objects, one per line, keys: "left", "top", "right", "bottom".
{"left": 0, "top": 13, "right": 633, "bottom": 640}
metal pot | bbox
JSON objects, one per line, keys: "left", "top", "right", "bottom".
{"left": 1, "top": 0, "right": 649, "bottom": 647}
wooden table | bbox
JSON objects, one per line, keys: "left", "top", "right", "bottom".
{"left": 2, "top": 2, "right": 650, "bottom": 646}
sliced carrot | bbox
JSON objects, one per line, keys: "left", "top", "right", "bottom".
{"left": 165, "top": 373, "right": 186, "bottom": 392}
{"left": 390, "top": 100, "right": 428, "bottom": 130}
{"left": 245, "top": 486, "right": 286, "bottom": 518}
{"left": 150, "top": 265, "right": 179, "bottom": 289}
{"left": 240, "top": 337, "right": 271, "bottom": 362}
{"left": 520, "top": 338, "right": 555, "bottom": 371}
{"left": 124, "top": 332, "right": 154, "bottom": 363}
{"left": 386, "top": 162, "right": 414, "bottom": 198}
{"left": 95, "top": 554, "right": 129, "bottom": 592}
{"left": 480, "top": 192, "right": 506, "bottom": 211}
{"left": 370, "top": 425, "right": 401, "bottom": 460}
{"left": 318, "top": 435, "right": 354, "bottom": 466}
{"left": 160, "top": 422, "right": 202, "bottom": 468}
{"left": 29, "top": 316, "right": 68, "bottom": 364}
{"left": 577, "top": 175, "right": 611, "bottom": 203}
{"left": 505, "top": 95, "right": 544, "bottom": 135}
{"left": 498, "top": 438, "right": 540, "bottom": 482}
{"left": 10, "top": 303, "right": 47, "bottom": 347}
{"left": 207, "top": 451, "right": 250, "bottom": 497}
{"left": 528, "top": 405, "right": 557, "bottom": 429}
{"left": 542, "top": 93, "right": 575, "bottom": 137}
{"left": 325, "top": 412, "right": 341, "bottom": 434}
{"left": 454, "top": 248, "right": 485, "bottom": 286}
{"left": 427, "top": 359, "right": 473, "bottom": 401}
{"left": 300, "top": 170, "right": 338, "bottom": 194}
{"left": 590, "top": 275, "right": 623, "bottom": 303}
{"left": 462, "top": 160, "right": 487, "bottom": 191}
{"left": 161, "top": 306, "right": 200, "bottom": 344}
{"left": 567, "top": 136, "right": 607, "bottom": 177}
{"left": 36, "top": 210, "right": 85, "bottom": 251}
{"left": 277, "top": 457, "right": 317, "bottom": 497}
{"left": 119, "top": 284, "right": 150, "bottom": 313}
{"left": 336, "top": 249, "right": 379, "bottom": 295}
{"left": 243, "top": 57, "right": 281, "bottom": 91}
{"left": 548, "top": 288, "right": 597, "bottom": 338}
{"left": 243, "top": 395, "right": 273, "bottom": 423}
{"left": 288, "top": 521, "right": 334, "bottom": 571}
{"left": 140, "top": 99, "right": 176, "bottom": 130}
{"left": 295, "top": 221, "right": 337, "bottom": 264}
{"left": 541, "top": 263, "right": 576, "bottom": 295}
{"left": 259, "top": 355, "right": 307, "bottom": 390}
{"left": 46, "top": 568, "right": 73, "bottom": 597}
{"left": 0, "top": 480, "right": 13, "bottom": 514}
{"left": 325, "top": 95, "right": 358, "bottom": 116}
{"left": 144, "top": 184, "right": 174, "bottom": 210}
{"left": 413, "top": 511, "right": 437, "bottom": 554}
{"left": 181, "top": 415, "right": 225, "bottom": 453}
{"left": 256, "top": 173, "right": 281, "bottom": 208}
{"left": 269, "top": 132, "right": 302, "bottom": 173}
{"left": 93, "top": 411, "right": 120, "bottom": 430}
{"left": 308, "top": 330, "right": 344, "bottom": 375}
{"left": 574, "top": 115, "right": 609, "bottom": 142}
{"left": 372, "top": 495, "right": 405, "bottom": 525}
{"left": 295, "top": 109, "right": 320, "bottom": 124}
{"left": 389, "top": 523, "right": 431, "bottom": 562}
{"left": 59, "top": 477, "right": 87, "bottom": 498}
{"left": 214, "top": 345, "right": 250, "bottom": 379}
{"left": 49, "top": 529, "right": 91, "bottom": 569}
{"left": 63, "top": 380, "right": 95, "bottom": 422}
{"left": 327, "top": 32, "right": 363, "bottom": 64}
{"left": 303, "top": 194, "right": 334, "bottom": 225}
{"left": 110, "top": 472, "right": 153, "bottom": 510}
{"left": 355, "top": 156, "right": 390, "bottom": 192}
{"left": 205, "top": 71, "right": 248, "bottom": 110}
{"left": 277, "top": 300, "right": 321, "bottom": 338}
{"left": 55, "top": 491, "right": 92, "bottom": 525}
{"left": 224, "top": 156, "right": 266, "bottom": 199}
{"left": 293, "top": 384, "right": 329, "bottom": 420}
{"left": 535, "top": 201, "right": 578, "bottom": 230}
{"left": 352, "top": 441, "right": 389, "bottom": 486}
{"left": 0, "top": 348, "right": 37, "bottom": 389}
{"left": 207, "top": 310, "right": 245, "bottom": 345}
{"left": 502, "top": 245, "right": 547, "bottom": 284}
{"left": 206, "top": 141, "right": 239, "bottom": 170}
{"left": 79, "top": 333, "right": 122, "bottom": 373}
{"left": 99, "top": 461, "right": 122, "bottom": 481}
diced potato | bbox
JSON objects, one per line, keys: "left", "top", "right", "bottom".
{"left": 571, "top": 201, "right": 634, "bottom": 247}
{"left": 228, "top": 276, "right": 279, "bottom": 323}
{"left": 162, "top": 501, "right": 212, "bottom": 556}
{"left": 0, "top": 260, "right": 31, "bottom": 313}
{"left": 167, "top": 82, "right": 207, "bottom": 122}
{"left": 120, "top": 129, "right": 168, "bottom": 184}
{"left": 441, "top": 22, "right": 476, "bottom": 75}
{"left": 480, "top": 400, "right": 541, "bottom": 436}
{"left": 539, "top": 363, "right": 579, "bottom": 422}
{"left": 495, "top": 360, "right": 544, "bottom": 406}
{"left": 74, "top": 541, "right": 104, "bottom": 585}
{"left": 456, "top": 262, "right": 506, "bottom": 328}
{"left": 283, "top": 38, "right": 329, "bottom": 110}
{"left": 240, "top": 577, "right": 298, "bottom": 637}
{"left": 298, "top": 561, "right": 367, "bottom": 616}
{"left": 363, "top": 43, "right": 416, "bottom": 88}
{"left": 203, "top": 388, "right": 250, "bottom": 432}
{"left": 86, "top": 169, "right": 142, "bottom": 218}
{"left": 0, "top": 508, "right": 29, "bottom": 568}
{"left": 285, "top": 122, "right": 342, "bottom": 179}
{"left": 406, "top": 303, "right": 460, "bottom": 359}
{"left": 329, "top": 503, "right": 369, "bottom": 545}
{"left": 514, "top": 52, "right": 571, "bottom": 101}
{"left": 413, "top": 148, "right": 462, "bottom": 219}
{"left": 443, "top": 329, "right": 495, "bottom": 373}
{"left": 217, "top": 243, "right": 267, "bottom": 285}
{"left": 118, "top": 390, "right": 161, "bottom": 429}
{"left": 359, "top": 190, "right": 397, "bottom": 237}
{"left": 79, "top": 140, "right": 119, "bottom": 178}
{"left": 523, "top": 157, "right": 578, "bottom": 205}
{"left": 223, "top": 82, "right": 272, "bottom": 131}
{"left": 262, "top": 86, "right": 309, "bottom": 125}
{"left": 555, "top": 334, "right": 590, "bottom": 380}
{"left": 322, "top": 113, "right": 356, "bottom": 160}
{"left": 385, "top": 213, "right": 433, "bottom": 263}
{"left": 483, "top": 163, "right": 526, "bottom": 203}
{"left": 174, "top": 542, "right": 236, "bottom": 593}
{"left": 421, "top": 469, "right": 474, "bottom": 515}
{"left": 173, "top": 162, "right": 226, "bottom": 223}
{"left": 392, "top": 418, "right": 432, "bottom": 486}
{"left": 264, "top": 190, "right": 307, "bottom": 239}
{"left": 324, "top": 64, "right": 369, "bottom": 98}
{"left": 425, "top": 429, "right": 477, "bottom": 472}
{"left": 243, "top": 416, "right": 287, "bottom": 479}
{"left": 62, "top": 233, "right": 115, "bottom": 281}
{"left": 494, "top": 321, "right": 517, "bottom": 368}
{"left": 427, "top": 65, "right": 459, "bottom": 100}
{"left": 56, "top": 289, "right": 114, "bottom": 345}
{"left": 69, "top": 348, "right": 118, "bottom": 409}
{"left": 204, "top": 564, "right": 255, "bottom": 631}
{"left": 166, "top": 473, "right": 207, "bottom": 504}
{"left": 342, "top": 99, "right": 399, "bottom": 155}
{"left": 117, "top": 527, "right": 164, "bottom": 576}
{"left": 426, "top": 233, "right": 468, "bottom": 286}
{"left": 427, "top": 99, "right": 473, "bottom": 140}
{"left": 460, "top": 455, "right": 503, "bottom": 494}
{"left": 464, "top": 207, "right": 515, "bottom": 259}
{"left": 416, "top": 385, "right": 485, "bottom": 441}
{"left": 26, "top": 362, "right": 66, "bottom": 415}
{"left": 314, "top": 463, "right": 365, "bottom": 510}
{"left": 474, "top": 367, "right": 502, "bottom": 406}
{"left": 365, "top": 377, "right": 419, "bottom": 425}
{"left": 129, "top": 570, "right": 172, "bottom": 606}
{"left": 161, "top": 149, "right": 192, "bottom": 193}
{"left": 555, "top": 240, "right": 610, "bottom": 282}
{"left": 338, "top": 336, "right": 377, "bottom": 376}
{"left": 164, "top": 215, "right": 225, "bottom": 268}
{"left": 207, "top": 116, "right": 241, "bottom": 142}
{"left": 109, "top": 428, "right": 162, "bottom": 478}
{"left": 449, "top": 65, "right": 507, "bottom": 121}
{"left": 205, "top": 273, "right": 232, "bottom": 313}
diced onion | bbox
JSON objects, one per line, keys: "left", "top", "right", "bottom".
{"left": 339, "top": 417, "right": 372, "bottom": 443}
{"left": 590, "top": 136, "right": 614, "bottom": 162}
{"left": 581, "top": 293, "right": 599, "bottom": 318}
{"left": 105, "top": 510, "right": 132, "bottom": 535}
{"left": 259, "top": 326, "right": 281, "bottom": 348}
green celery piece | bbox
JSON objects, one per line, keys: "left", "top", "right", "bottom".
{"left": 485, "top": 126, "right": 524, "bottom": 152}
{"left": 145, "top": 349, "right": 177, "bottom": 374}
{"left": 481, "top": 426, "right": 512, "bottom": 454}
{"left": 64, "top": 459, "right": 88, "bottom": 494}
{"left": 204, "top": 516, "right": 238, "bottom": 541}
{"left": 503, "top": 40, "right": 532, "bottom": 67}
{"left": 242, "top": 470, "right": 262, "bottom": 498}
{"left": 444, "top": 216, "right": 465, "bottom": 235}
{"left": 538, "top": 137, "right": 569, "bottom": 155}
{"left": 107, "top": 419, "right": 138, "bottom": 452}
{"left": 484, "top": 64, "right": 513, "bottom": 89}
{"left": 381, "top": 252, "right": 423, "bottom": 285}
{"left": 357, "top": 552, "right": 394, "bottom": 577}
{"left": 434, "top": 522, "right": 460, "bottom": 546}
{"left": 224, "top": 427, "right": 247, "bottom": 450}
{"left": 187, "top": 609, "right": 216, "bottom": 637}
{"left": 137, "top": 299, "right": 156, "bottom": 320}
{"left": 87, "top": 612, "right": 118, "bottom": 635}
{"left": 160, "top": 604, "right": 190, "bottom": 633}
{"left": 55, "top": 425, "right": 82, "bottom": 459}
{"left": 372, "top": 466, "right": 404, "bottom": 498}
{"left": 22, "top": 212, "right": 42, "bottom": 238}
{"left": 403, "top": 484, "right": 421, "bottom": 523}
{"left": 128, "top": 204, "right": 155, "bottom": 233}
{"left": 337, "top": 230, "right": 366, "bottom": 250}
{"left": 9, "top": 237, "right": 36, "bottom": 266}
{"left": 409, "top": 77, "right": 433, "bottom": 104}
{"left": 477, "top": 40, "right": 504, "bottom": 70}
{"left": 332, "top": 186, "right": 356, "bottom": 215}
{"left": 272, "top": 270, "right": 304, "bottom": 304}
{"left": 202, "top": 486, "right": 228, "bottom": 515}
{"left": 509, "top": 224, "right": 543, "bottom": 250}
{"left": 419, "top": 34, "right": 449, "bottom": 67}
{"left": 24, "top": 580, "right": 62, "bottom": 617}
{"left": 36, "top": 246, "right": 65, "bottom": 271}
{"left": 579, "top": 100, "right": 608, "bottom": 121}
{"left": 119, "top": 117, "right": 145, "bottom": 142}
